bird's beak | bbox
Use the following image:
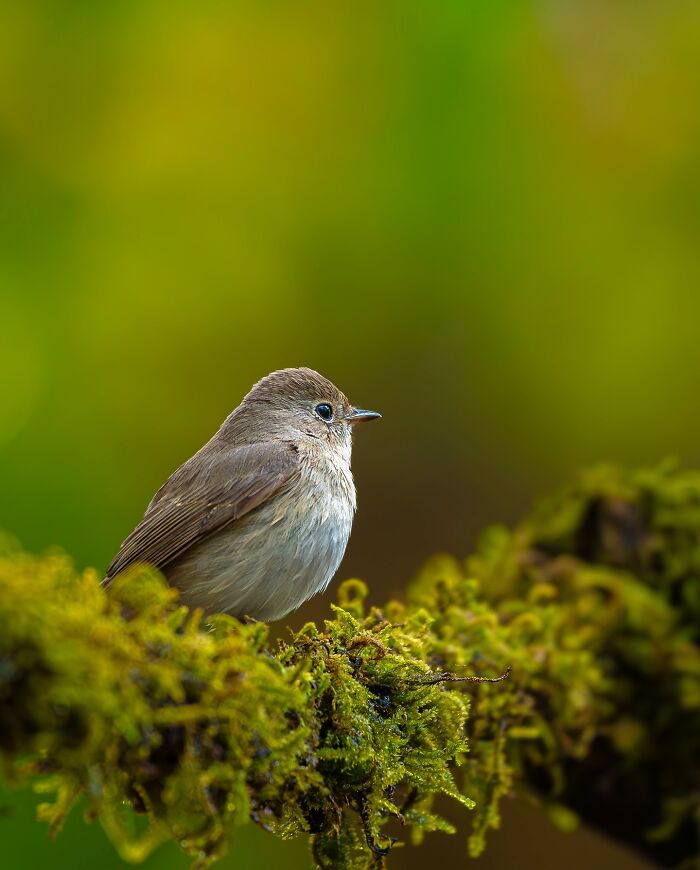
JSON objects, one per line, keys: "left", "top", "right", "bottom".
{"left": 346, "top": 407, "right": 382, "bottom": 424}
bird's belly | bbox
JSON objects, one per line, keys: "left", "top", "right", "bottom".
{"left": 167, "top": 487, "right": 354, "bottom": 621}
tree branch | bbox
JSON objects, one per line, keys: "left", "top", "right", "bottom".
{"left": 0, "top": 462, "right": 698, "bottom": 868}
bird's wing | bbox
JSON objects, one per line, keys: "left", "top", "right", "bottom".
{"left": 103, "top": 441, "right": 300, "bottom": 585}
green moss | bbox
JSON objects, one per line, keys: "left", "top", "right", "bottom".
{"left": 464, "top": 462, "right": 700, "bottom": 864}
{"left": 0, "top": 463, "right": 698, "bottom": 868}
{"left": 0, "top": 545, "right": 473, "bottom": 868}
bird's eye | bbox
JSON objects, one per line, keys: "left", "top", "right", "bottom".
{"left": 315, "top": 403, "right": 334, "bottom": 422}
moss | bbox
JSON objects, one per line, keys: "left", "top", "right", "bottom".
{"left": 0, "top": 463, "right": 699, "bottom": 868}
{"left": 0, "top": 546, "right": 473, "bottom": 868}
{"left": 467, "top": 462, "right": 700, "bottom": 866}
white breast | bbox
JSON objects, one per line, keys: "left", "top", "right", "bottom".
{"left": 168, "top": 447, "right": 356, "bottom": 621}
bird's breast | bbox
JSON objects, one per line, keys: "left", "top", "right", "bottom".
{"left": 169, "top": 446, "right": 356, "bottom": 621}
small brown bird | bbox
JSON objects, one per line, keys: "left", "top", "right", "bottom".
{"left": 103, "top": 367, "right": 380, "bottom": 621}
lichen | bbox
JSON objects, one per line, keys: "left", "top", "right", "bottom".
{"left": 0, "top": 462, "right": 698, "bottom": 868}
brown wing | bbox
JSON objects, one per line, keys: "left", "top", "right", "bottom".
{"left": 103, "top": 441, "right": 300, "bottom": 585}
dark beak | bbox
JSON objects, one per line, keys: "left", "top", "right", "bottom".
{"left": 346, "top": 407, "right": 382, "bottom": 423}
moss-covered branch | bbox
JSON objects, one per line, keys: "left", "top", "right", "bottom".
{"left": 1, "top": 463, "right": 699, "bottom": 868}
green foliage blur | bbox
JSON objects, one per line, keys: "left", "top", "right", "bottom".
{"left": 1, "top": 1, "right": 699, "bottom": 869}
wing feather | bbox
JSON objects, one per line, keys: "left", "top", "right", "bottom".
{"left": 103, "top": 441, "right": 300, "bottom": 585}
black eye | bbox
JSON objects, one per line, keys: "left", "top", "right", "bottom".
{"left": 315, "top": 403, "right": 333, "bottom": 422}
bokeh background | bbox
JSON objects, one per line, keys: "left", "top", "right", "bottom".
{"left": 2, "top": 1, "right": 699, "bottom": 868}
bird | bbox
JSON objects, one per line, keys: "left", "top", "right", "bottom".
{"left": 103, "top": 367, "right": 381, "bottom": 621}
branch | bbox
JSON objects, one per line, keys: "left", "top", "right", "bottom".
{"left": 0, "top": 462, "right": 698, "bottom": 869}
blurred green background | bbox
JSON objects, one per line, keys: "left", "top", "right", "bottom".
{"left": 1, "top": 1, "right": 699, "bottom": 868}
